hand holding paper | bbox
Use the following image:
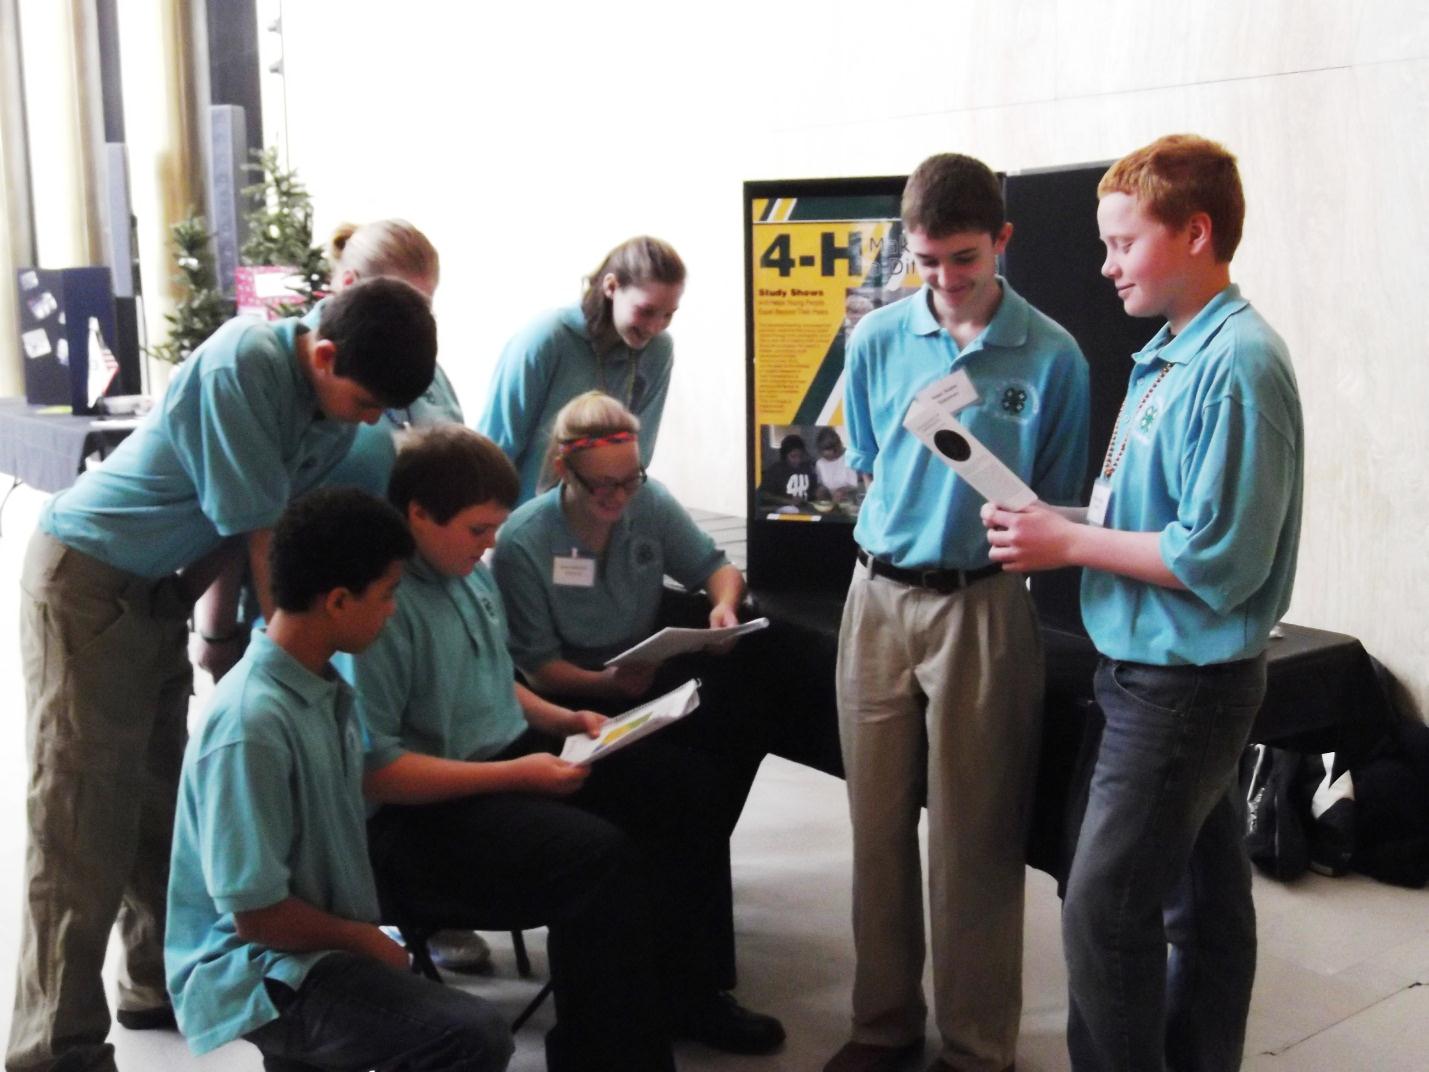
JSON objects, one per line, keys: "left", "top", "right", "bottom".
{"left": 604, "top": 618, "right": 770, "bottom": 668}
{"left": 560, "top": 679, "right": 702, "bottom": 765}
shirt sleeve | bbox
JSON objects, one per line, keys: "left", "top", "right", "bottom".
{"left": 350, "top": 608, "right": 417, "bottom": 773}
{"left": 475, "top": 322, "right": 557, "bottom": 469}
{"left": 633, "top": 339, "right": 673, "bottom": 467}
{"left": 194, "top": 737, "right": 297, "bottom": 914}
{"left": 1031, "top": 346, "right": 1092, "bottom": 506}
{"left": 169, "top": 328, "right": 294, "bottom": 536}
{"left": 842, "top": 327, "right": 877, "bottom": 475}
{"left": 652, "top": 484, "right": 728, "bottom": 589}
{"left": 489, "top": 536, "right": 564, "bottom": 673}
{"left": 1160, "top": 396, "right": 1299, "bottom": 614}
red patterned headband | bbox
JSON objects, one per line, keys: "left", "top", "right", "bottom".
{"left": 557, "top": 431, "right": 637, "bottom": 457}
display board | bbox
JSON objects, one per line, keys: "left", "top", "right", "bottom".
{"left": 744, "top": 177, "right": 911, "bottom": 592}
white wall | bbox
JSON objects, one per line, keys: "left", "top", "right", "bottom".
{"left": 271, "top": 0, "right": 1429, "bottom": 714}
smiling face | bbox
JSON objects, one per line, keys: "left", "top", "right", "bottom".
{"left": 905, "top": 224, "right": 1010, "bottom": 325}
{"left": 408, "top": 499, "right": 510, "bottom": 578}
{"left": 559, "top": 439, "right": 646, "bottom": 526}
{"left": 602, "top": 277, "right": 683, "bottom": 351}
{"left": 1097, "top": 191, "right": 1204, "bottom": 327}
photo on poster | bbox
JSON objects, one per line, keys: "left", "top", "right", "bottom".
{"left": 756, "top": 422, "right": 868, "bottom": 521}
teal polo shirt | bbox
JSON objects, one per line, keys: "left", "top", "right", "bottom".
{"left": 844, "top": 280, "right": 1089, "bottom": 570}
{"left": 491, "top": 480, "right": 727, "bottom": 671}
{"left": 476, "top": 305, "right": 673, "bottom": 504}
{"left": 40, "top": 315, "right": 355, "bottom": 578}
{"left": 1081, "top": 286, "right": 1303, "bottom": 666}
{"left": 165, "top": 630, "right": 379, "bottom": 1055}
{"left": 351, "top": 556, "right": 527, "bottom": 772}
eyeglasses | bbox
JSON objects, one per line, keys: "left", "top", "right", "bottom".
{"left": 567, "top": 465, "right": 648, "bottom": 498}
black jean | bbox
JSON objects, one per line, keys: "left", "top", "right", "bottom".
{"left": 244, "top": 951, "right": 512, "bottom": 1072}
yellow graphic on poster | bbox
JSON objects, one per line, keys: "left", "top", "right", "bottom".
{"left": 749, "top": 198, "right": 921, "bottom": 522}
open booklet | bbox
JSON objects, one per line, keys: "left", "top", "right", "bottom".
{"left": 603, "top": 617, "right": 770, "bottom": 668}
{"left": 560, "top": 678, "right": 702, "bottom": 766}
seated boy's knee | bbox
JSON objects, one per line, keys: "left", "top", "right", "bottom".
{"left": 448, "top": 995, "right": 514, "bottom": 1071}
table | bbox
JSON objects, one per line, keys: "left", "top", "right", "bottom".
{"left": 0, "top": 397, "right": 138, "bottom": 533}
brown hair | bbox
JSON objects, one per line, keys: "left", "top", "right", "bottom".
{"left": 329, "top": 219, "right": 440, "bottom": 289}
{"left": 901, "top": 153, "right": 1005, "bottom": 238}
{"left": 580, "top": 236, "right": 685, "bottom": 350}
{"left": 388, "top": 425, "right": 519, "bottom": 521}
{"left": 1098, "top": 135, "right": 1245, "bottom": 263}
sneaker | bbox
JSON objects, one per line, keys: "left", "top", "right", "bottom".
{"left": 674, "top": 991, "right": 785, "bottom": 1055}
{"left": 115, "top": 1003, "right": 177, "bottom": 1032}
{"left": 823, "top": 1039, "right": 924, "bottom": 1072}
{"left": 427, "top": 929, "right": 493, "bottom": 974}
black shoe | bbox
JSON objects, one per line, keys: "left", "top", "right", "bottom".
{"left": 674, "top": 991, "right": 785, "bottom": 1055}
{"left": 115, "top": 1003, "right": 177, "bottom": 1031}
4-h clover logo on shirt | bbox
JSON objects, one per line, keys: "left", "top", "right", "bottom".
{"left": 1000, "top": 386, "right": 1028, "bottom": 414}
{"left": 634, "top": 541, "right": 657, "bottom": 566}
{"left": 1139, "top": 405, "right": 1160, "bottom": 433}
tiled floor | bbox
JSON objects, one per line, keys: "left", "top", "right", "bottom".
{"left": 0, "top": 479, "right": 1425, "bottom": 1070}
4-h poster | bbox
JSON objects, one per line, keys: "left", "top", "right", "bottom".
{"left": 747, "top": 185, "right": 921, "bottom": 522}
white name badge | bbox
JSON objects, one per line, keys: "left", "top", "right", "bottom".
{"left": 914, "top": 368, "right": 980, "bottom": 416}
{"left": 552, "top": 554, "right": 596, "bottom": 587}
{"left": 1087, "top": 478, "right": 1112, "bottom": 528}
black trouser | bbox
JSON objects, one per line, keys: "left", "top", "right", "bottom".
{"left": 368, "top": 731, "right": 736, "bottom": 1072}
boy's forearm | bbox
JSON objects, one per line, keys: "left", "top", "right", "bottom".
{"left": 246, "top": 528, "right": 276, "bottom": 622}
{"left": 1069, "top": 525, "right": 1185, "bottom": 590}
{"left": 515, "top": 683, "right": 581, "bottom": 735}
{"left": 362, "top": 751, "right": 534, "bottom": 804}
{"left": 233, "top": 897, "right": 396, "bottom": 963}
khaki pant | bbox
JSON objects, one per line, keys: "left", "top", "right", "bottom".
{"left": 836, "top": 565, "right": 1043, "bottom": 1072}
{"left": 7, "top": 532, "right": 192, "bottom": 1072}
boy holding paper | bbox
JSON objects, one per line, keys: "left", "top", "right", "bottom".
{"left": 827, "top": 153, "right": 1089, "bottom": 1072}
{"left": 352, "top": 425, "right": 783, "bottom": 1067}
{"left": 983, "top": 135, "right": 1302, "bottom": 1071}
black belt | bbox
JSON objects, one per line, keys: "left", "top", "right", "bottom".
{"left": 857, "top": 549, "right": 1002, "bottom": 593}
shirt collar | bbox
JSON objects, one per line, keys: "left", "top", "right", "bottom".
{"left": 906, "top": 276, "right": 1031, "bottom": 354}
{"left": 247, "top": 628, "right": 344, "bottom": 709}
{"left": 1132, "top": 284, "right": 1247, "bottom": 366}
{"left": 272, "top": 315, "right": 318, "bottom": 412}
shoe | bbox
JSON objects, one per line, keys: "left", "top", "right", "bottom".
{"left": 823, "top": 1038, "right": 924, "bottom": 1072}
{"left": 674, "top": 991, "right": 785, "bottom": 1055}
{"left": 115, "top": 1003, "right": 177, "bottom": 1031}
{"left": 427, "top": 929, "right": 493, "bottom": 974}
{"left": 924, "top": 1061, "right": 1013, "bottom": 1072}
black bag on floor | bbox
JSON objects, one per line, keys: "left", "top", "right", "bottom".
{"left": 1244, "top": 744, "right": 1310, "bottom": 881}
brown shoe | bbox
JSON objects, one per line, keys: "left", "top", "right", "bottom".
{"left": 824, "top": 1039, "right": 924, "bottom": 1072}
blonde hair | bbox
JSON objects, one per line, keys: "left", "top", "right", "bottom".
{"left": 1098, "top": 135, "right": 1245, "bottom": 263}
{"left": 543, "top": 391, "right": 641, "bottom": 488}
{"left": 329, "top": 219, "right": 440, "bottom": 288}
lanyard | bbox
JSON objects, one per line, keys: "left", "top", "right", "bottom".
{"left": 1100, "top": 362, "right": 1173, "bottom": 479}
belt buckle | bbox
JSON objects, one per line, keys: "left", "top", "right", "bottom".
{"left": 921, "top": 567, "right": 959, "bottom": 593}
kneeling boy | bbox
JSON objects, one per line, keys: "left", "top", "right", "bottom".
{"left": 165, "top": 489, "right": 512, "bottom": 1072}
